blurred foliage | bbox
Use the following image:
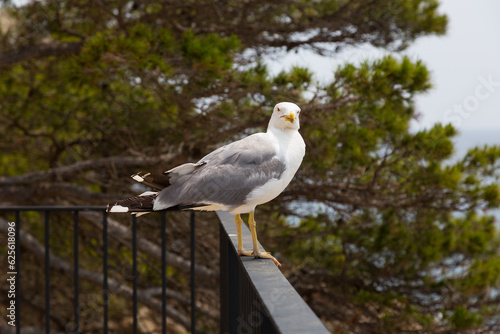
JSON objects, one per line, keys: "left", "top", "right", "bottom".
{"left": 1, "top": 0, "right": 499, "bottom": 333}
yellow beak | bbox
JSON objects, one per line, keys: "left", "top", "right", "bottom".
{"left": 282, "top": 113, "right": 295, "bottom": 123}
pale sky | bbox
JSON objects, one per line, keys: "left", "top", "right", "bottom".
{"left": 407, "top": 0, "right": 500, "bottom": 131}
{"left": 267, "top": 0, "right": 500, "bottom": 154}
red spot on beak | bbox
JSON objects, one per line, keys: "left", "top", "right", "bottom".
{"left": 280, "top": 113, "right": 295, "bottom": 123}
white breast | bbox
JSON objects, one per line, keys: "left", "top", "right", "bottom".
{"left": 232, "top": 130, "right": 305, "bottom": 214}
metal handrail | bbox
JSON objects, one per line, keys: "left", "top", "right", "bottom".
{"left": 0, "top": 206, "right": 329, "bottom": 333}
{"left": 218, "top": 211, "right": 329, "bottom": 333}
{"left": 0, "top": 206, "right": 179, "bottom": 334}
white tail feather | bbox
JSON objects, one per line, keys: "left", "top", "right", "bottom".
{"left": 139, "top": 191, "right": 157, "bottom": 197}
{"left": 107, "top": 204, "right": 129, "bottom": 213}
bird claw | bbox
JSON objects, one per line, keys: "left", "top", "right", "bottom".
{"left": 254, "top": 251, "right": 282, "bottom": 267}
{"left": 238, "top": 249, "right": 281, "bottom": 267}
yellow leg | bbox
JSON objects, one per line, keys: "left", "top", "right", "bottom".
{"left": 235, "top": 214, "right": 252, "bottom": 256}
{"left": 248, "top": 212, "right": 281, "bottom": 267}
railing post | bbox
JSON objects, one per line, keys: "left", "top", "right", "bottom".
{"left": 219, "top": 223, "right": 228, "bottom": 333}
{"left": 102, "top": 211, "right": 108, "bottom": 334}
{"left": 73, "top": 211, "right": 80, "bottom": 334}
{"left": 132, "top": 215, "right": 138, "bottom": 334}
{"left": 190, "top": 211, "right": 196, "bottom": 333}
{"left": 44, "top": 211, "right": 50, "bottom": 334}
{"left": 161, "top": 212, "right": 167, "bottom": 334}
{"left": 219, "top": 220, "right": 239, "bottom": 334}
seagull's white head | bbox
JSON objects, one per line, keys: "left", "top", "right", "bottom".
{"left": 268, "top": 102, "right": 301, "bottom": 131}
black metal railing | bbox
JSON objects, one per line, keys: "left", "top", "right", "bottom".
{"left": 0, "top": 206, "right": 329, "bottom": 334}
{"left": 218, "top": 211, "right": 329, "bottom": 334}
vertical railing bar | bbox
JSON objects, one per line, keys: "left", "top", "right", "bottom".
{"left": 161, "top": 212, "right": 167, "bottom": 334}
{"left": 190, "top": 211, "right": 196, "bottom": 334}
{"left": 219, "top": 223, "right": 228, "bottom": 334}
{"left": 132, "top": 214, "right": 138, "bottom": 334}
{"left": 102, "top": 211, "right": 109, "bottom": 334}
{"left": 15, "top": 210, "right": 21, "bottom": 334}
{"left": 227, "top": 232, "right": 239, "bottom": 333}
{"left": 73, "top": 210, "right": 79, "bottom": 334}
{"left": 44, "top": 211, "right": 50, "bottom": 334}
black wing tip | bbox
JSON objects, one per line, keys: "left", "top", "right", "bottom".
{"left": 107, "top": 194, "right": 156, "bottom": 214}
{"left": 130, "top": 171, "right": 170, "bottom": 190}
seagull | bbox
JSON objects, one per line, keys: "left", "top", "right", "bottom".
{"left": 107, "top": 102, "right": 305, "bottom": 266}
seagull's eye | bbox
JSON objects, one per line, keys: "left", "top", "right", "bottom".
{"left": 277, "top": 107, "right": 280, "bottom": 112}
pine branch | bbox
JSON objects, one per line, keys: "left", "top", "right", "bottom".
{"left": 0, "top": 156, "right": 151, "bottom": 186}
{"left": 0, "top": 40, "right": 82, "bottom": 67}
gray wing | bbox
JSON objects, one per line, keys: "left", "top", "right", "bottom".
{"left": 154, "top": 133, "right": 286, "bottom": 210}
